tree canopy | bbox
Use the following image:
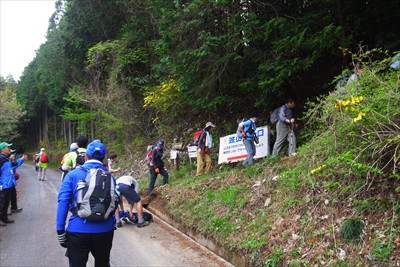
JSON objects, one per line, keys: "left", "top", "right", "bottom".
{"left": 10, "top": 0, "right": 400, "bottom": 150}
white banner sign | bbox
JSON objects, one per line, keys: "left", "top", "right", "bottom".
{"left": 218, "top": 126, "right": 270, "bottom": 164}
{"left": 187, "top": 146, "right": 197, "bottom": 158}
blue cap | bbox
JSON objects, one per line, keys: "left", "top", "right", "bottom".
{"left": 86, "top": 141, "right": 106, "bottom": 159}
{"left": 157, "top": 140, "right": 165, "bottom": 148}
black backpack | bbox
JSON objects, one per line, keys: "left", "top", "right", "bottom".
{"left": 76, "top": 168, "right": 117, "bottom": 222}
{"left": 127, "top": 211, "right": 154, "bottom": 223}
{"left": 76, "top": 150, "right": 86, "bottom": 166}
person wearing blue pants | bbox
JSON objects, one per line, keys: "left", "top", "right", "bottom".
{"left": 239, "top": 115, "right": 259, "bottom": 167}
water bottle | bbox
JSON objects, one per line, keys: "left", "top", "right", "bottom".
{"left": 76, "top": 180, "right": 86, "bottom": 204}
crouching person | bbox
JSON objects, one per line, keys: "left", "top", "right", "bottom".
{"left": 115, "top": 175, "right": 149, "bottom": 228}
{"left": 56, "top": 141, "right": 118, "bottom": 267}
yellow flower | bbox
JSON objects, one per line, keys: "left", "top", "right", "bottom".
{"left": 310, "top": 164, "right": 326, "bottom": 174}
{"left": 351, "top": 111, "right": 366, "bottom": 123}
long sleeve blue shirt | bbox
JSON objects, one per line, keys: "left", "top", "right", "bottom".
{"left": 56, "top": 160, "right": 116, "bottom": 233}
{"left": 0, "top": 154, "right": 24, "bottom": 189}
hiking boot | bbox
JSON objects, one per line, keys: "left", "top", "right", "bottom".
{"left": 126, "top": 217, "right": 136, "bottom": 225}
{"left": 11, "top": 208, "right": 23, "bottom": 213}
{"left": 116, "top": 221, "right": 122, "bottom": 228}
{"left": 137, "top": 221, "right": 149, "bottom": 228}
{"left": 0, "top": 221, "right": 6, "bottom": 227}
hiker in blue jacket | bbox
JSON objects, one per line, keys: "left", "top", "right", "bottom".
{"left": 0, "top": 142, "right": 27, "bottom": 226}
{"left": 56, "top": 141, "right": 117, "bottom": 267}
{"left": 238, "top": 114, "right": 259, "bottom": 167}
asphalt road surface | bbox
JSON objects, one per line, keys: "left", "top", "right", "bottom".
{"left": 0, "top": 163, "right": 233, "bottom": 267}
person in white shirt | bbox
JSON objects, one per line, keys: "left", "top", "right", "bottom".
{"left": 107, "top": 153, "right": 122, "bottom": 174}
{"left": 115, "top": 175, "right": 149, "bottom": 228}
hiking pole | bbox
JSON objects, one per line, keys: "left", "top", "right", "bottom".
{"left": 289, "top": 123, "right": 294, "bottom": 155}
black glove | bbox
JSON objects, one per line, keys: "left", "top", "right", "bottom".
{"left": 57, "top": 230, "right": 68, "bottom": 248}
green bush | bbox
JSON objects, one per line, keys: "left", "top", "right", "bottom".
{"left": 340, "top": 218, "right": 364, "bottom": 242}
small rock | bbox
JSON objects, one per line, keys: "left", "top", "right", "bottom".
{"left": 264, "top": 197, "right": 272, "bottom": 207}
{"left": 338, "top": 248, "right": 346, "bottom": 260}
{"left": 292, "top": 233, "right": 300, "bottom": 240}
{"left": 324, "top": 199, "right": 329, "bottom": 205}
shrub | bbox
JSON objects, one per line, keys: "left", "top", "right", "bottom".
{"left": 340, "top": 218, "right": 364, "bottom": 242}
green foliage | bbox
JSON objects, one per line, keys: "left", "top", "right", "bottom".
{"left": 340, "top": 218, "right": 364, "bottom": 242}
{"left": 369, "top": 239, "right": 394, "bottom": 262}
{"left": 265, "top": 248, "right": 285, "bottom": 267}
{"left": 217, "top": 187, "right": 239, "bottom": 209}
{"left": 301, "top": 50, "right": 400, "bottom": 196}
{"left": 0, "top": 84, "right": 26, "bottom": 140}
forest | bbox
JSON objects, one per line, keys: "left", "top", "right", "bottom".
{"left": 1, "top": 0, "right": 400, "bottom": 265}
{"left": 0, "top": 0, "right": 397, "bottom": 151}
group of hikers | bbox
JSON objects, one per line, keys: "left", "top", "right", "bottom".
{"left": 2, "top": 135, "right": 161, "bottom": 266}
{"left": 195, "top": 99, "right": 298, "bottom": 174}
{"left": 1, "top": 98, "right": 297, "bottom": 266}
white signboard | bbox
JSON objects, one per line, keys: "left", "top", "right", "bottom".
{"left": 170, "top": 149, "right": 178, "bottom": 159}
{"left": 187, "top": 146, "right": 197, "bottom": 158}
{"left": 218, "top": 126, "right": 270, "bottom": 164}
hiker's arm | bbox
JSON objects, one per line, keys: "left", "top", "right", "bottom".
{"left": 278, "top": 105, "right": 294, "bottom": 123}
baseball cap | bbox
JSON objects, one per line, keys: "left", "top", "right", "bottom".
{"left": 70, "top": 143, "right": 78, "bottom": 152}
{"left": 40, "top": 148, "right": 45, "bottom": 151}
{"left": 0, "top": 142, "right": 13, "bottom": 150}
{"left": 205, "top": 122, "right": 216, "bottom": 128}
{"left": 86, "top": 141, "right": 106, "bottom": 159}
{"left": 157, "top": 140, "right": 165, "bottom": 148}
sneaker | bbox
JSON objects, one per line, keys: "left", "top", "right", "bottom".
{"left": 11, "top": 208, "right": 23, "bottom": 213}
{"left": 126, "top": 217, "right": 136, "bottom": 225}
{"left": 4, "top": 219, "right": 14, "bottom": 223}
{"left": 0, "top": 221, "right": 6, "bottom": 227}
{"left": 137, "top": 221, "right": 149, "bottom": 228}
{"left": 116, "top": 221, "right": 122, "bottom": 228}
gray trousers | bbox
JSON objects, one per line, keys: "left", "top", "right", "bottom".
{"left": 272, "top": 121, "right": 296, "bottom": 156}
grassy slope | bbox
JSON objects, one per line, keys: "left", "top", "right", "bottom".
{"left": 143, "top": 54, "right": 400, "bottom": 266}
{"left": 150, "top": 155, "right": 398, "bottom": 266}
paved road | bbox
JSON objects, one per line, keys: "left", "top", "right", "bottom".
{"left": 0, "top": 163, "right": 233, "bottom": 267}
